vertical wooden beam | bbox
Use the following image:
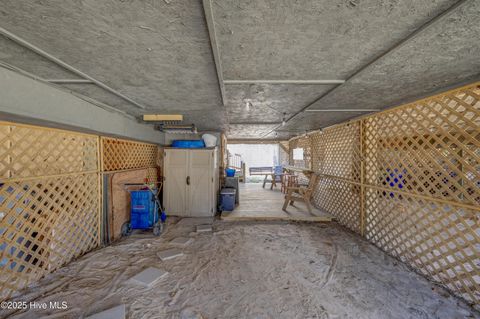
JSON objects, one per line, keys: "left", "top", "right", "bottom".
{"left": 97, "top": 136, "right": 103, "bottom": 246}
{"left": 359, "top": 120, "right": 366, "bottom": 236}
{"left": 307, "top": 135, "right": 314, "bottom": 170}
{"left": 6, "top": 125, "right": 13, "bottom": 178}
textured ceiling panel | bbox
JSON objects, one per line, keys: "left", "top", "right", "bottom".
{"left": 225, "top": 84, "right": 334, "bottom": 122}
{"left": 0, "top": 36, "right": 79, "bottom": 79}
{"left": 181, "top": 109, "right": 228, "bottom": 132}
{"left": 213, "top": 0, "right": 457, "bottom": 79}
{"left": 280, "top": 111, "right": 372, "bottom": 133}
{"left": 60, "top": 83, "right": 138, "bottom": 115}
{"left": 307, "top": 0, "right": 480, "bottom": 114}
{"left": 228, "top": 123, "right": 279, "bottom": 139}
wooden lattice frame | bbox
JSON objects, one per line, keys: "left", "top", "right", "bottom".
{"left": 0, "top": 122, "right": 101, "bottom": 301}
{"left": 365, "top": 187, "right": 479, "bottom": 304}
{"left": 0, "top": 122, "right": 98, "bottom": 181}
{"left": 101, "top": 137, "right": 159, "bottom": 172}
{"left": 309, "top": 122, "right": 363, "bottom": 232}
{"left": 313, "top": 176, "right": 361, "bottom": 232}
{"left": 364, "top": 86, "right": 480, "bottom": 206}
{"left": 101, "top": 137, "right": 158, "bottom": 172}
{"left": 289, "top": 82, "right": 480, "bottom": 306}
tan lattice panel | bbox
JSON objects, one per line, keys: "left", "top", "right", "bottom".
{"left": 101, "top": 137, "right": 158, "bottom": 171}
{"left": 313, "top": 176, "right": 361, "bottom": 233}
{"left": 0, "top": 122, "right": 98, "bottom": 180}
{"left": 145, "top": 167, "right": 159, "bottom": 184}
{"left": 291, "top": 82, "right": 480, "bottom": 306}
{"left": 365, "top": 187, "right": 480, "bottom": 304}
{"left": 310, "top": 122, "right": 362, "bottom": 181}
{"left": 0, "top": 173, "right": 100, "bottom": 300}
{"left": 364, "top": 83, "right": 480, "bottom": 206}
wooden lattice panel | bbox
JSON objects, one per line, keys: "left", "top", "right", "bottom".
{"left": 364, "top": 83, "right": 480, "bottom": 206}
{"left": 0, "top": 173, "right": 100, "bottom": 300}
{"left": 310, "top": 122, "right": 362, "bottom": 181}
{"left": 365, "top": 187, "right": 480, "bottom": 304}
{"left": 295, "top": 81, "right": 480, "bottom": 307}
{"left": 145, "top": 167, "right": 159, "bottom": 184}
{"left": 101, "top": 137, "right": 158, "bottom": 171}
{"left": 0, "top": 122, "right": 98, "bottom": 180}
{"left": 313, "top": 176, "right": 361, "bottom": 233}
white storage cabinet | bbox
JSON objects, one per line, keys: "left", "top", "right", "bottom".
{"left": 163, "top": 148, "right": 218, "bottom": 217}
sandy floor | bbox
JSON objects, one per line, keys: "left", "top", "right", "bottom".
{"left": 2, "top": 219, "right": 478, "bottom": 319}
{"left": 222, "top": 183, "right": 332, "bottom": 222}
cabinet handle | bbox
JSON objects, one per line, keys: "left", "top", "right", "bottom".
{"left": 186, "top": 176, "right": 190, "bottom": 185}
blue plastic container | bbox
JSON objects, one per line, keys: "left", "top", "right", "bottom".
{"left": 220, "top": 188, "right": 236, "bottom": 211}
{"left": 225, "top": 168, "right": 236, "bottom": 177}
{"left": 130, "top": 190, "right": 157, "bottom": 229}
{"left": 171, "top": 140, "right": 205, "bottom": 148}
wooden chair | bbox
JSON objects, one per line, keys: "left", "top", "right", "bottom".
{"left": 281, "top": 174, "right": 297, "bottom": 194}
{"left": 282, "top": 173, "right": 320, "bottom": 215}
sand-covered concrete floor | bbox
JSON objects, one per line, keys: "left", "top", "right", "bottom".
{"left": 2, "top": 219, "right": 478, "bottom": 319}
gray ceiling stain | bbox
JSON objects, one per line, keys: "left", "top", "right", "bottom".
{"left": 0, "top": 0, "right": 478, "bottom": 139}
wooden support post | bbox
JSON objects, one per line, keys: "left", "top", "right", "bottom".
{"left": 359, "top": 120, "right": 366, "bottom": 237}
{"left": 97, "top": 136, "right": 103, "bottom": 246}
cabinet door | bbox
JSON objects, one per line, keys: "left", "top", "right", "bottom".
{"left": 188, "top": 150, "right": 213, "bottom": 216}
{"left": 164, "top": 149, "right": 188, "bottom": 216}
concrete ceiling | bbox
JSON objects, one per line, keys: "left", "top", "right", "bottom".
{"left": 0, "top": 0, "right": 479, "bottom": 139}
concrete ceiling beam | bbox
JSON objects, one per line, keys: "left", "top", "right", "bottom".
{"left": 0, "top": 27, "right": 148, "bottom": 110}
{"left": 229, "top": 122, "right": 282, "bottom": 125}
{"left": 202, "top": 0, "right": 226, "bottom": 106}
{"left": 224, "top": 80, "right": 345, "bottom": 85}
{"left": 46, "top": 79, "right": 94, "bottom": 84}
{"left": 305, "top": 109, "right": 380, "bottom": 112}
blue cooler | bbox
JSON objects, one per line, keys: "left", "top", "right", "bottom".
{"left": 130, "top": 190, "right": 157, "bottom": 229}
{"left": 220, "top": 188, "right": 236, "bottom": 211}
{"left": 171, "top": 140, "right": 205, "bottom": 148}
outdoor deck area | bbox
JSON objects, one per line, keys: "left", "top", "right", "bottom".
{"left": 221, "top": 182, "right": 333, "bottom": 222}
